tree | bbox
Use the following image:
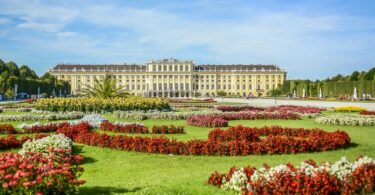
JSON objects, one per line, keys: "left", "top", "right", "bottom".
{"left": 217, "top": 90, "right": 227, "bottom": 102}
{"left": 364, "top": 68, "right": 375, "bottom": 80}
{"left": 5, "top": 89, "right": 15, "bottom": 100}
{"left": 20, "top": 65, "right": 38, "bottom": 79}
{"left": 81, "top": 76, "right": 130, "bottom": 98}
{"left": 6, "top": 61, "right": 20, "bottom": 77}
{"left": 349, "top": 71, "right": 360, "bottom": 81}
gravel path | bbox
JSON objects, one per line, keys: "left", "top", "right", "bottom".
{"left": 215, "top": 98, "right": 375, "bottom": 111}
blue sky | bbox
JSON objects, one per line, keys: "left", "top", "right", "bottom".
{"left": 0, "top": 0, "right": 374, "bottom": 79}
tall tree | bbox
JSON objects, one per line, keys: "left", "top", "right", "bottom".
{"left": 6, "top": 61, "right": 20, "bottom": 77}
{"left": 349, "top": 71, "right": 360, "bottom": 81}
{"left": 19, "top": 65, "right": 38, "bottom": 79}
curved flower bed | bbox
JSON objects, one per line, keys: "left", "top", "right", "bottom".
{"left": 216, "top": 105, "right": 325, "bottom": 114}
{"left": 100, "top": 121, "right": 149, "bottom": 134}
{"left": 151, "top": 125, "right": 185, "bottom": 134}
{"left": 334, "top": 106, "right": 367, "bottom": 112}
{"left": 316, "top": 114, "right": 375, "bottom": 126}
{"left": 57, "top": 123, "right": 350, "bottom": 156}
{"left": 0, "top": 124, "right": 17, "bottom": 134}
{"left": 187, "top": 112, "right": 300, "bottom": 127}
{"left": 35, "top": 97, "right": 170, "bottom": 112}
{"left": 20, "top": 122, "right": 69, "bottom": 134}
{"left": 216, "top": 106, "right": 264, "bottom": 112}
{"left": 208, "top": 156, "right": 375, "bottom": 194}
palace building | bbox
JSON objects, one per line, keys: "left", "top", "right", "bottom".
{"left": 48, "top": 58, "right": 287, "bottom": 97}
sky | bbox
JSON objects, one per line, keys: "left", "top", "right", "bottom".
{"left": 0, "top": 0, "right": 374, "bottom": 80}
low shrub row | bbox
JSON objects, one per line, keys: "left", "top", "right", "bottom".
{"left": 187, "top": 112, "right": 300, "bottom": 127}
{"left": 167, "top": 98, "right": 215, "bottom": 103}
{"left": 0, "top": 112, "right": 83, "bottom": 122}
{"left": 151, "top": 125, "right": 185, "bottom": 134}
{"left": 35, "top": 97, "right": 170, "bottom": 112}
{"left": 57, "top": 123, "right": 350, "bottom": 156}
{"left": 208, "top": 156, "right": 375, "bottom": 194}
{"left": 114, "top": 110, "right": 222, "bottom": 120}
{"left": 21, "top": 122, "right": 68, "bottom": 134}
{"left": 316, "top": 114, "right": 375, "bottom": 126}
{"left": 100, "top": 121, "right": 149, "bottom": 134}
{"left": 0, "top": 124, "right": 17, "bottom": 134}
{"left": 334, "top": 106, "right": 367, "bottom": 112}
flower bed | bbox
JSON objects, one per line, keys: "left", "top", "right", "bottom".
{"left": 187, "top": 112, "right": 300, "bottom": 127}
{"left": 208, "top": 156, "right": 375, "bottom": 194}
{"left": 20, "top": 122, "right": 68, "bottom": 134}
{"left": 168, "top": 98, "right": 216, "bottom": 103}
{"left": 360, "top": 110, "right": 375, "bottom": 115}
{"left": 100, "top": 121, "right": 148, "bottom": 134}
{"left": 266, "top": 105, "right": 325, "bottom": 114}
{"left": 0, "top": 124, "right": 17, "bottom": 134}
{"left": 151, "top": 125, "right": 185, "bottom": 134}
{"left": 0, "top": 151, "right": 85, "bottom": 194}
{"left": 0, "top": 112, "right": 83, "bottom": 122}
{"left": 334, "top": 106, "right": 367, "bottom": 112}
{"left": 19, "top": 134, "right": 73, "bottom": 157}
{"left": 0, "top": 134, "right": 48, "bottom": 150}
{"left": 35, "top": 97, "right": 170, "bottom": 112}
{"left": 70, "top": 114, "right": 107, "bottom": 128}
{"left": 216, "top": 105, "right": 264, "bottom": 112}
{"left": 316, "top": 114, "right": 375, "bottom": 126}
{"left": 114, "top": 110, "right": 222, "bottom": 120}
{"left": 57, "top": 123, "right": 350, "bottom": 156}
{"left": 187, "top": 115, "right": 228, "bottom": 127}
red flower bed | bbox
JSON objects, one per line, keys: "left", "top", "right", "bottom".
{"left": 187, "top": 115, "right": 228, "bottom": 127}
{"left": 57, "top": 123, "right": 350, "bottom": 156}
{"left": 208, "top": 157, "right": 375, "bottom": 195}
{"left": 0, "top": 150, "right": 85, "bottom": 194}
{"left": 0, "top": 134, "right": 48, "bottom": 150}
{"left": 216, "top": 106, "right": 264, "bottom": 112}
{"left": 22, "top": 122, "right": 69, "bottom": 134}
{"left": 187, "top": 112, "right": 300, "bottom": 127}
{"left": 265, "top": 105, "right": 325, "bottom": 113}
{"left": 0, "top": 124, "right": 17, "bottom": 134}
{"left": 100, "top": 121, "right": 149, "bottom": 134}
{"left": 152, "top": 125, "right": 185, "bottom": 134}
{"left": 360, "top": 111, "right": 375, "bottom": 115}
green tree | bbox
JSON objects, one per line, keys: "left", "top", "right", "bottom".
{"left": 81, "top": 76, "right": 130, "bottom": 98}
{"left": 6, "top": 61, "right": 20, "bottom": 77}
{"left": 20, "top": 65, "right": 38, "bottom": 79}
{"left": 349, "top": 71, "right": 360, "bottom": 81}
{"left": 5, "top": 89, "right": 15, "bottom": 100}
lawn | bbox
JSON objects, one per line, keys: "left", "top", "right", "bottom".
{"left": 1, "top": 111, "right": 374, "bottom": 194}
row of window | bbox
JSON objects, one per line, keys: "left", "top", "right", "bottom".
{"left": 60, "top": 74, "right": 283, "bottom": 79}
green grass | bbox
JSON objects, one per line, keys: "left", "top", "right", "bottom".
{"left": 1, "top": 112, "right": 374, "bottom": 194}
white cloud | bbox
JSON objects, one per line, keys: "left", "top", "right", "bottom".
{"left": 0, "top": 18, "right": 9, "bottom": 24}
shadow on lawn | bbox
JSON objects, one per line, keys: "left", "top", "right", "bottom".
{"left": 79, "top": 186, "right": 142, "bottom": 194}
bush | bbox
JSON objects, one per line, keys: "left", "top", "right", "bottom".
{"left": 0, "top": 151, "right": 85, "bottom": 194}
{"left": 152, "top": 125, "right": 185, "bottom": 134}
{"left": 187, "top": 115, "right": 228, "bottom": 127}
{"left": 216, "top": 105, "right": 264, "bottom": 112}
{"left": 19, "top": 134, "right": 72, "bottom": 157}
{"left": 208, "top": 156, "right": 375, "bottom": 194}
{"left": 0, "top": 124, "right": 17, "bottom": 134}
{"left": 35, "top": 97, "right": 170, "bottom": 112}
{"left": 316, "top": 114, "right": 375, "bottom": 126}
{"left": 114, "top": 110, "right": 222, "bottom": 120}
{"left": 334, "top": 106, "right": 367, "bottom": 112}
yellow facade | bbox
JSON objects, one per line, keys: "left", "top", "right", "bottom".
{"left": 49, "top": 58, "right": 286, "bottom": 97}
